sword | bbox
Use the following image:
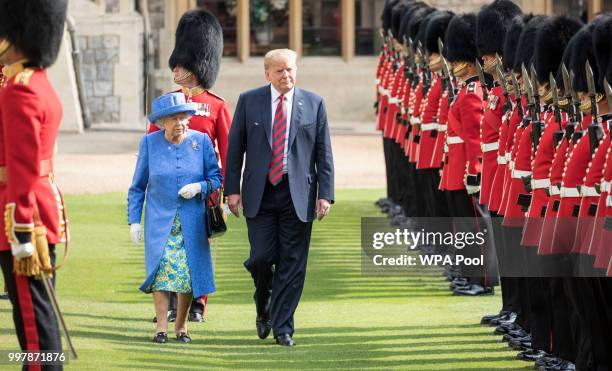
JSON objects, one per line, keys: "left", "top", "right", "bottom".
{"left": 605, "top": 78, "right": 612, "bottom": 115}
{"left": 40, "top": 274, "right": 78, "bottom": 359}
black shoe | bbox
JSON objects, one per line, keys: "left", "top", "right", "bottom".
{"left": 152, "top": 331, "right": 168, "bottom": 343}
{"left": 188, "top": 312, "right": 204, "bottom": 322}
{"left": 275, "top": 333, "right": 295, "bottom": 347}
{"left": 481, "top": 312, "right": 503, "bottom": 325}
{"left": 516, "top": 349, "right": 547, "bottom": 362}
{"left": 450, "top": 277, "right": 470, "bottom": 290}
{"left": 453, "top": 284, "right": 494, "bottom": 296}
{"left": 535, "top": 356, "right": 563, "bottom": 368}
{"left": 152, "top": 310, "right": 177, "bottom": 323}
{"left": 256, "top": 317, "right": 272, "bottom": 339}
{"left": 508, "top": 336, "right": 532, "bottom": 350}
{"left": 503, "top": 330, "right": 529, "bottom": 341}
{"left": 537, "top": 360, "right": 576, "bottom": 371}
{"left": 490, "top": 311, "right": 516, "bottom": 326}
{"left": 494, "top": 322, "right": 520, "bottom": 335}
{"left": 176, "top": 332, "right": 192, "bottom": 343}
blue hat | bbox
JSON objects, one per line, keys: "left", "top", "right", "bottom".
{"left": 148, "top": 92, "right": 197, "bottom": 123}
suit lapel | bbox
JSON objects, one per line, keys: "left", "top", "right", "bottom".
{"left": 288, "top": 88, "right": 303, "bottom": 151}
{"left": 261, "top": 86, "right": 272, "bottom": 147}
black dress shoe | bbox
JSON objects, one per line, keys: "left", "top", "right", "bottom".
{"left": 275, "top": 333, "right": 295, "bottom": 347}
{"left": 508, "top": 336, "right": 532, "bottom": 350}
{"left": 152, "top": 331, "right": 168, "bottom": 343}
{"left": 176, "top": 332, "right": 192, "bottom": 343}
{"left": 537, "top": 360, "right": 576, "bottom": 371}
{"left": 490, "top": 311, "right": 516, "bottom": 326}
{"left": 0, "top": 292, "right": 8, "bottom": 300}
{"left": 188, "top": 312, "right": 204, "bottom": 322}
{"left": 152, "top": 310, "right": 177, "bottom": 323}
{"left": 453, "top": 284, "right": 494, "bottom": 296}
{"left": 516, "top": 349, "right": 548, "bottom": 362}
{"left": 503, "top": 329, "right": 529, "bottom": 341}
{"left": 494, "top": 322, "right": 520, "bottom": 335}
{"left": 481, "top": 312, "right": 503, "bottom": 325}
{"left": 535, "top": 356, "right": 563, "bottom": 368}
{"left": 256, "top": 317, "right": 272, "bottom": 339}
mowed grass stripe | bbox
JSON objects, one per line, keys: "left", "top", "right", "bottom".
{"left": 0, "top": 189, "right": 530, "bottom": 370}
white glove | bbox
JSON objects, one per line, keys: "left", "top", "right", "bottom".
{"left": 466, "top": 184, "right": 480, "bottom": 195}
{"left": 130, "top": 223, "right": 142, "bottom": 244}
{"left": 11, "top": 242, "right": 34, "bottom": 260}
{"left": 178, "top": 182, "right": 202, "bottom": 199}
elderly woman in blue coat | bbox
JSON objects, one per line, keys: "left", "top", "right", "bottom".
{"left": 128, "top": 92, "right": 222, "bottom": 344}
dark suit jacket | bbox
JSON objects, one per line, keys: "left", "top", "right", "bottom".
{"left": 225, "top": 85, "right": 335, "bottom": 222}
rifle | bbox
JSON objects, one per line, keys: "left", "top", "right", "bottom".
{"left": 512, "top": 68, "right": 524, "bottom": 118}
{"left": 418, "top": 42, "right": 431, "bottom": 95}
{"left": 496, "top": 64, "right": 513, "bottom": 115}
{"left": 526, "top": 65, "right": 544, "bottom": 150}
{"left": 476, "top": 59, "right": 489, "bottom": 101}
{"left": 586, "top": 60, "right": 604, "bottom": 154}
{"left": 550, "top": 72, "right": 562, "bottom": 125}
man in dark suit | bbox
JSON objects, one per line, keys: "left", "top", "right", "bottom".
{"left": 226, "top": 49, "right": 335, "bottom": 347}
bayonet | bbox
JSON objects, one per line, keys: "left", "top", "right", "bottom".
{"left": 496, "top": 64, "right": 513, "bottom": 114}
{"left": 569, "top": 70, "right": 582, "bottom": 123}
{"left": 522, "top": 64, "right": 534, "bottom": 128}
{"left": 441, "top": 57, "right": 455, "bottom": 104}
{"left": 528, "top": 65, "right": 544, "bottom": 150}
{"left": 586, "top": 60, "right": 599, "bottom": 120}
{"left": 476, "top": 59, "right": 488, "bottom": 101}
{"left": 512, "top": 68, "right": 524, "bottom": 118}
{"left": 604, "top": 78, "right": 612, "bottom": 115}
{"left": 550, "top": 72, "right": 562, "bottom": 124}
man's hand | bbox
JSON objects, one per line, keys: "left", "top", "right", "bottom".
{"left": 316, "top": 199, "right": 331, "bottom": 221}
{"left": 11, "top": 242, "right": 34, "bottom": 260}
{"left": 227, "top": 194, "right": 242, "bottom": 218}
{"left": 178, "top": 182, "right": 202, "bottom": 199}
{"left": 130, "top": 223, "right": 142, "bottom": 244}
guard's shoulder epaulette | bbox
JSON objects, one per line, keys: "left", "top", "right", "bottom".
{"left": 207, "top": 90, "right": 225, "bottom": 101}
{"left": 14, "top": 68, "right": 34, "bottom": 86}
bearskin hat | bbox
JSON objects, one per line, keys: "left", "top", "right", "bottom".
{"left": 168, "top": 9, "right": 223, "bottom": 89}
{"left": 592, "top": 14, "right": 612, "bottom": 87}
{"left": 569, "top": 23, "right": 601, "bottom": 93}
{"left": 409, "top": 6, "right": 436, "bottom": 51}
{"left": 399, "top": 2, "right": 428, "bottom": 43}
{"left": 445, "top": 13, "right": 478, "bottom": 63}
{"left": 416, "top": 10, "right": 441, "bottom": 53}
{"left": 476, "top": 0, "right": 523, "bottom": 58}
{"left": 391, "top": 0, "right": 413, "bottom": 40}
{"left": 534, "top": 15, "right": 583, "bottom": 84}
{"left": 0, "top": 0, "right": 67, "bottom": 68}
{"left": 382, "top": 0, "right": 400, "bottom": 34}
{"left": 512, "top": 15, "right": 546, "bottom": 73}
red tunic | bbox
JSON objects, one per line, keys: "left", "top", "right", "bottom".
{"left": 479, "top": 86, "right": 504, "bottom": 206}
{"left": 407, "top": 78, "right": 424, "bottom": 160}
{"left": 591, "top": 143, "right": 612, "bottom": 270}
{"left": 417, "top": 76, "right": 442, "bottom": 169}
{"left": 440, "top": 77, "right": 484, "bottom": 191}
{"left": 488, "top": 109, "right": 511, "bottom": 213}
{"left": 0, "top": 64, "right": 67, "bottom": 250}
{"left": 383, "top": 65, "right": 403, "bottom": 139}
{"left": 149, "top": 88, "right": 231, "bottom": 179}
{"left": 376, "top": 60, "right": 392, "bottom": 132}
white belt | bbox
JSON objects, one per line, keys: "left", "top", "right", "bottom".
{"left": 410, "top": 117, "right": 421, "bottom": 125}
{"left": 550, "top": 185, "right": 561, "bottom": 196}
{"left": 560, "top": 186, "right": 580, "bottom": 198}
{"left": 421, "top": 123, "right": 437, "bottom": 131}
{"left": 607, "top": 194, "right": 612, "bottom": 207}
{"left": 388, "top": 97, "right": 399, "bottom": 104}
{"left": 504, "top": 152, "right": 511, "bottom": 162}
{"left": 444, "top": 143, "right": 449, "bottom": 153}
{"left": 437, "top": 124, "right": 447, "bottom": 132}
{"left": 601, "top": 181, "right": 611, "bottom": 193}
{"left": 508, "top": 160, "right": 515, "bottom": 170}
{"left": 379, "top": 88, "right": 389, "bottom": 96}
{"left": 580, "top": 186, "right": 599, "bottom": 197}
{"left": 531, "top": 178, "right": 550, "bottom": 189}
{"left": 482, "top": 141, "right": 499, "bottom": 152}
{"left": 497, "top": 156, "right": 507, "bottom": 165}
{"left": 512, "top": 169, "right": 532, "bottom": 179}
{"left": 447, "top": 136, "right": 464, "bottom": 145}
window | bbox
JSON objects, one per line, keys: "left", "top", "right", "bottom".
{"left": 197, "top": 0, "right": 238, "bottom": 57}
{"left": 250, "top": 0, "right": 289, "bottom": 56}
{"left": 355, "top": 0, "right": 384, "bottom": 55}
{"left": 302, "top": 0, "right": 341, "bottom": 56}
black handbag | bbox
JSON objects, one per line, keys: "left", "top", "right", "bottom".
{"left": 204, "top": 180, "right": 227, "bottom": 239}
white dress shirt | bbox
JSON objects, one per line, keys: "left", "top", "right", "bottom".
{"left": 270, "top": 84, "right": 294, "bottom": 174}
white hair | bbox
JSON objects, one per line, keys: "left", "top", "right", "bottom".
{"left": 264, "top": 49, "right": 297, "bottom": 70}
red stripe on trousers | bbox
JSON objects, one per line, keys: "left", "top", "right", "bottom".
{"left": 15, "top": 274, "right": 42, "bottom": 371}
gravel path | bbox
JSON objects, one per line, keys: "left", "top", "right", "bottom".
{"left": 55, "top": 130, "right": 386, "bottom": 194}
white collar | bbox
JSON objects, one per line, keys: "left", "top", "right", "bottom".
{"left": 270, "top": 84, "right": 295, "bottom": 104}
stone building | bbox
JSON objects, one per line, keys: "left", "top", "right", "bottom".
{"left": 53, "top": 0, "right": 612, "bottom": 132}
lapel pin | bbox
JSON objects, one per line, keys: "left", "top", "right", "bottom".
{"left": 191, "top": 139, "right": 200, "bottom": 151}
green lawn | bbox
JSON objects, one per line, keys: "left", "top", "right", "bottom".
{"left": 0, "top": 190, "right": 530, "bottom": 370}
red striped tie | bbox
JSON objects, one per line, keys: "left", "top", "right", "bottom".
{"left": 268, "top": 94, "right": 287, "bottom": 185}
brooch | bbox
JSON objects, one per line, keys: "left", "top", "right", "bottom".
{"left": 191, "top": 139, "right": 200, "bottom": 151}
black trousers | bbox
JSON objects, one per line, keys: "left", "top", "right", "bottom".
{"left": 244, "top": 175, "right": 313, "bottom": 337}
{"left": 0, "top": 250, "right": 63, "bottom": 371}
{"left": 168, "top": 293, "right": 206, "bottom": 315}
{"left": 491, "top": 214, "right": 520, "bottom": 313}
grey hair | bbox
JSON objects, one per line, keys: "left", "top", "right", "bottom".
{"left": 264, "top": 48, "right": 297, "bottom": 70}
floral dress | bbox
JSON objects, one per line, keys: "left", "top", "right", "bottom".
{"left": 148, "top": 212, "right": 192, "bottom": 293}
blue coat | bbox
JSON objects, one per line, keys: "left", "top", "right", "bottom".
{"left": 127, "top": 130, "right": 222, "bottom": 298}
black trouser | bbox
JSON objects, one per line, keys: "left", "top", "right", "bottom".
{"left": 445, "top": 190, "right": 489, "bottom": 286}
{"left": 168, "top": 294, "right": 206, "bottom": 315}
{"left": 244, "top": 175, "right": 313, "bottom": 337}
{"left": 491, "top": 214, "right": 520, "bottom": 313}
{"left": 0, "top": 250, "right": 63, "bottom": 371}
{"left": 401, "top": 160, "right": 418, "bottom": 217}
{"left": 421, "top": 169, "right": 448, "bottom": 218}
{"left": 502, "top": 226, "right": 530, "bottom": 332}
{"left": 382, "top": 137, "right": 394, "bottom": 200}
